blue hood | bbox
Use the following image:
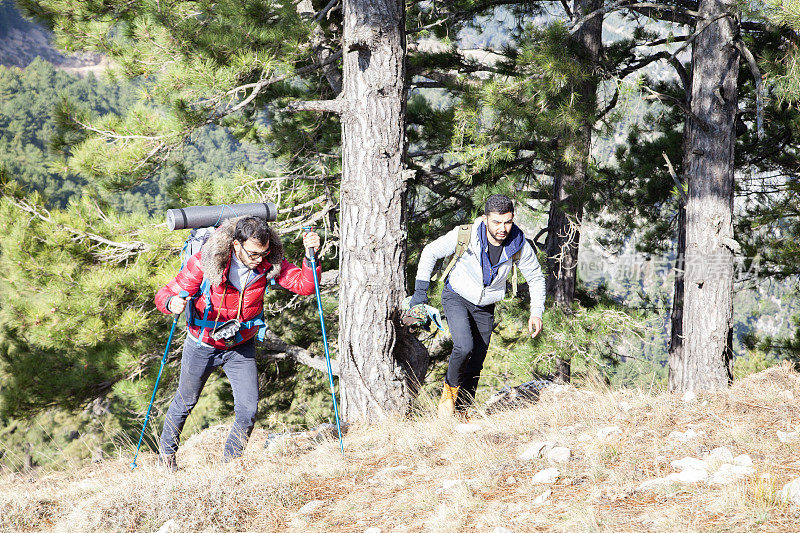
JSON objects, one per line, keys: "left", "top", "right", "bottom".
{"left": 478, "top": 222, "right": 525, "bottom": 286}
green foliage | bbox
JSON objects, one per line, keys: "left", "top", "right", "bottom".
{"left": 483, "top": 284, "right": 654, "bottom": 387}
{"left": 0, "top": 59, "right": 134, "bottom": 207}
{"left": 17, "top": 0, "right": 314, "bottom": 188}
{"left": 0, "top": 184, "right": 175, "bottom": 415}
{"left": 733, "top": 348, "right": 781, "bottom": 380}
{"left": 0, "top": 58, "right": 266, "bottom": 214}
{"left": 590, "top": 83, "right": 684, "bottom": 255}
{"left": 760, "top": 0, "right": 800, "bottom": 102}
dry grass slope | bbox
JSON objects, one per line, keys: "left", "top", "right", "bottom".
{"left": 3, "top": 363, "right": 800, "bottom": 532}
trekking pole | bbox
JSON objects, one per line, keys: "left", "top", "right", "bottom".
{"left": 303, "top": 226, "right": 345, "bottom": 457}
{"left": 131, "top": 290, "right": 189, "bottom": 470}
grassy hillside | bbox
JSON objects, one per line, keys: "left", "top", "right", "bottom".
{"left": 3, "top": 364, "right": 800, "bottom": 532}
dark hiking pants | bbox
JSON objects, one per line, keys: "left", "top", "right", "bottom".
{"left": 160, "top": 337, "right": 258, "bottom": 461}
{"left": 441, "top": 285, "right": 495, "bottom": 410}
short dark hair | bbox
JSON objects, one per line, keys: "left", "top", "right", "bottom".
{"left": 485, "top": 194, "right": 514, "bottom": 216}
{"left": 234, "top": 216, "right": 271, "bottom": 245}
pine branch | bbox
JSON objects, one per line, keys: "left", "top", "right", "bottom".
{"left": 643, "top": 87, "right": 708, "bottom": 130}
{"left": 414, "top": 69, "right": 483, "bottom": 89}
{"left": 662, "top": 151, "right": 688, "bottom": 202}
{"left": 277, "top": 202, "right": 336, "bottom": 234}
{"left": 275, "top": 194, "right": 330, "bottom": 215}
{"left": 561, "top": 0, "right": 573, "bottom": 19}
{"left": 668, "top": 56, "right": 691, "bottom": 94}
{"left": 734, "top": 38, "right": 765, "bottom": 140}
{"left": 407, "top": 17, "right": 448, "bottom": 34}
{"left": 313, "top": 0, "right": 341, "bottom": 22}
{"left": 70, "top": 119, "right": 169, "bottom": 141}
{"left": 407, "top": 0, "right": 526, "bottom": 33}
{"left": 449, "top": 0, "right": 537, "bottom": 23}
{"left": 296, "top": 0, "right": 343, "bottom": 95}
{"left": 6, "top": 196, "right": 152, "bottom": 263}
{"left": 261, "top": 329, "right": 339, "bottom": 375}
{"left": 598, "top": 85, "right": 620, "bottom": 120}
{"left": 569, "top": 1, "right": 701, "bottom": 34}
{"left": 643, "top": 34, "right": 690, "bottom": 47}
{"left": 656, "top": 12, "right": 733, "bottom": 67}
{"left": 206, "top": 55, "right": 342, "bottom": 121}
{"left": 287, "top": 98, "right": 344, "bottom": 114}
{"left": 412, "top": 165, "right": 472, "bottom": 204}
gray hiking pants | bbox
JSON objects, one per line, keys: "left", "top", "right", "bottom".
{"left": 160, "top": 337, "right": 258, "bottom": 460}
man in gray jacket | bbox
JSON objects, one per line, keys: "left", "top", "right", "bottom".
{"left": 410, "top": 195, "right": 546, "bottom": 417}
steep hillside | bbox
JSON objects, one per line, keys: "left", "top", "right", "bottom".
{"left": 3, "top": 364, "right": 800, "bottom": 532}
{"left": 0, "top": 1, "right": 104, "bottom": 73}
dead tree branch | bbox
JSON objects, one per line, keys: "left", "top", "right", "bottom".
{"left": 261, "top": 329, "right": 339, "bottom": 375}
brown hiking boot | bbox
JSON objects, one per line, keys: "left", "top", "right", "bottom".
{"left": 158, "top": 453, "right": 177, "bottom": 473}
{"left": 437, "top": 383, "right": 459, "bottom": 418}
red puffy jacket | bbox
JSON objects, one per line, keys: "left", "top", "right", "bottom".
{"left": 155, "top": 219, "right": 319, "bottom": 348}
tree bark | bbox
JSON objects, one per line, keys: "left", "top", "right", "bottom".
{"left": 668, "top": 203, "right": 686, "bottom": 389}
{"left": 336, "top": 0, "right": 427, "bottom": 421}
{"left": 545, "top": 0, "right": 602, "bottom": 383}
{"left": 668, "top": 112, "right": 691, "bottom": 389}
{"left": 674, "top": 0, "right": 738, "bottom": 391}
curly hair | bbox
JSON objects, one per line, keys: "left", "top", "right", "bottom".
{"left": 484, "top": 194, "right": 514, "bottom": 216}
{"left": 234, "top": 216, "right": 271, "bottom": 245}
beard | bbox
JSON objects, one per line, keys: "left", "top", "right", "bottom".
{"left": 489, "top": 228, "right": 507, "bottom": 243}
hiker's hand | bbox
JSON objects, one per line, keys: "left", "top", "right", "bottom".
{"left": 169, "top": 295, "right": 187, "bottom": 315}
{"left": 303, "top": 231, "right": 321, "bottom": 258}
{"left": 528, "top": 315, "right": 543, "bottom": 338}
{"left": 409, "top": 280, "right": 430, "bottom": 307}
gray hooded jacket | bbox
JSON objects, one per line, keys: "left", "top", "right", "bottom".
{"left": 415, "top": 218, "right": 546, "bottom": 318}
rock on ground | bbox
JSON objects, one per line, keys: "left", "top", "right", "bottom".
{"left": 518, "top": 441, "right": 555, "bottom": 461}
{"left": 780, "top": 477, "right": 800, "bottom": 506}
{"left": 546, "top": 446, "right": 571, "bottom": 464}
{"left": 157, "top": 520, "right": 179, "bottom": 533}
{"left": 597, "top": 426, "right": 622, "bottom": 439}
{"left": 531, "top": 468, "right": 560, "bottom": 484}
{"left": 777, "top": 430, "right": 800, "bottom": 443}
{"left": 298, "top": 500, "right": 326, "bottom": 515}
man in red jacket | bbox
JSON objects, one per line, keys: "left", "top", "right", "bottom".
{"left": 154, "top": 216, "right": 320, "bottom": 470}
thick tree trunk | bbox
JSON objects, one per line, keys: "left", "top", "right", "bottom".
{"left": 674, "top": 0, "right": 738, "bottom": 391}
{"left": 337, "top": 0, "right": 427, "bottom": 421}
{"left": 545, "top": 0, "right": 601, "bottom": 383}
{"left": 546, "top": 169, "right": 582, "bottom": 313}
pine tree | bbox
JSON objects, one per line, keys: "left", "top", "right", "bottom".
{"left": 10, "top": 0, "right": 435, "bottom": 422}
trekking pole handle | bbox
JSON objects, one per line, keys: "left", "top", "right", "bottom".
{"left": 302, "top": 226, "right": 317, "bottom": 260}
{"left": 170, "top": 290, "right": 190, "bottom": 315}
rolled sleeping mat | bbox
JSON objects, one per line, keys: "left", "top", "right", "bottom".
{"left": 167, "top": 202, "right": 277, "bottom": 231}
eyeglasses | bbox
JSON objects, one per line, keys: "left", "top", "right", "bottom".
{"left": 241, "top": 247, "right": 270, "bottom": 260}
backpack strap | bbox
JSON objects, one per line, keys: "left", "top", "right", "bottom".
{"left": 194, "top": 278, "right": 213, "bottom": 346}
{"left": 188, "top": 277, "right": 274, "bottom": 346}
{"left": 435, "top": 224, "right": 472, "bottom": 284}
{"left": 510, "top": 249, "right": 522, "bottom": 297}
